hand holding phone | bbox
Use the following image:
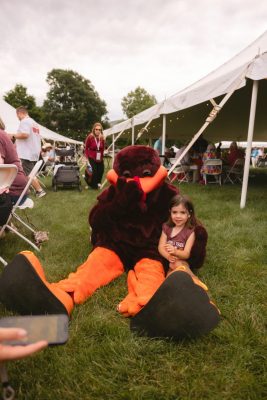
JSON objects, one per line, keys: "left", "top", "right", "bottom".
{"left": 0, "top": 314, "right": 69, "bottom": 346}
{"left": 0, "top": 327, "right": 47, "bottom": 361}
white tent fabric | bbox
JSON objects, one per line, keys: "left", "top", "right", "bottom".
{"left": 104, "top": 30, "right": 267, "bottom": 141}
{"left": 216, "top": 141, "right": 267, "bottom": 149}
{"left": 0, "top": 96, "right": 82, "bottom": 145}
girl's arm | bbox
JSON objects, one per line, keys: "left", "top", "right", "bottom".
{"left": 165, "top": 231, "right": 195, "bottom": 260}
{"left": 158, "top": 231, "right": 176, "bottom": 262}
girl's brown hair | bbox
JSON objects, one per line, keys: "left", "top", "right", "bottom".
{"left": 166, "top": 194, "right": 201, "bottom": 229}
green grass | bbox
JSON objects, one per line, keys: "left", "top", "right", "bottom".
{"left": 1, "top": 168, "right": 267, "bottom": 400}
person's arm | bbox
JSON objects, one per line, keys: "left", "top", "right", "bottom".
{"left": 0, "top": 328, "right": 47, "bottom": 361}
{"left": 8, "top": 132, "right": 29, "bottom": 142}
{"left": 84, "top": 135, "right": 92, "bottom": 159}
{"left": 165, "top": 231, "right": 196, "bottom": 260}
{"left": 158, "top": 231, "right": 176, "bottom": 263}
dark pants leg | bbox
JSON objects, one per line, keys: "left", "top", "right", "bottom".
{"left": 89, "top": 159, "right": 104, "bottom": 189}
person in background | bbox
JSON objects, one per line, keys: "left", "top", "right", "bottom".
{"left": 84, "top": 122, "right": 105, "bottom": 189}
{"left": 227, "top": 141, "right": 244, "bottom": 166}
{"left": 251, "top": 147, "right": 259, "bottom": 167}
{"left": 8, "top": 106, "right": 46, "bottom": 198}
{"left": 0, "top": 118, "right": 28, "bottom": 205}
{"left": 41, "top": 143, "right": 55, "bottom": 165}
{"left": 216, "top": 142, "right": 222, "bottom": 159}
{"left": 200, "top": 143, "right": 221, "bottom": 184}
{"left": 153, "top": 136, "right": 163, "bottom": 154}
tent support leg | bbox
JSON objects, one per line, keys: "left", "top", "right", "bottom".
{"left": 240, "top": 80, "right": 259, "bottom": 209}
{"left": 162, "top": 114, "right": 166, "bottom": 154}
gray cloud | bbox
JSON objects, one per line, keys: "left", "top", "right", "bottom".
{"left": 0, "top": 0, "right": 266, "bottom": 119}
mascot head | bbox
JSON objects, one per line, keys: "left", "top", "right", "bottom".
{"left": 106, "top": 145, "right": 167, "bottom": 194}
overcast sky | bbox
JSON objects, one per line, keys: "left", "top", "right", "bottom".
{"left": 0, "top": 0, "right": 266, "bottom": 121}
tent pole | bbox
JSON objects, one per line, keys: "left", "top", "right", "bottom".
{"left": 106, "top": 129, "right": 126, "bottom": 152}
{"left": 240, "top": 80, "right": 259, "bottom": 209}
{"left": 112, "top": 134, "right": 115, "bottom": 162}
{"left": 131, "top": 121, "right": 135, "bottom": 145}
{"left": 162, "top": 114, "right": 166, "bottom": 155}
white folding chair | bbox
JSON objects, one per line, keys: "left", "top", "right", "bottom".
{"left": 0, "top": 160, "right": 43, "bottom": 251}
{"left": 168, "top": 158, "right": 190, "bottom": 184}
{"left": 0, "top": 164, "right": 18, "bottom": 266}
{"left": 0, "top": 164, "right": 18, "bottom": 193}
{"left": 202, "top": 159, "right": 222, "bottom": 185}
{"left": 224, "top": 158, "right": 244, "bottom": 184}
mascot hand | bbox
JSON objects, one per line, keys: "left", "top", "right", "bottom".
{"left": 57, "top": 275, "right": 88, "bottom": 304}
{"left": 117, "top": 270, "right": 142, "bottom": 317}
{"left": 116, "top": 177, "right": 145, "bottom": 210}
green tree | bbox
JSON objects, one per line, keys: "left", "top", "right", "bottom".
{"left": 121, "top": 86, "right": 157, "bottom": 118}
{"left": 42, "top": 69, "right": 108, "bottom": 140}
{"left": 4, "top": 84, "right": 43, "bottom": 122}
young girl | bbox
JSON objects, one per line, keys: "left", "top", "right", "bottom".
{"left": 158, "top": 194, "right": 208, "bottom": 290}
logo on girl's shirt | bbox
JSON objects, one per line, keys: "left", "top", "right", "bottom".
{"left": 167, "top": 240, "right": 184, "bottom": 249}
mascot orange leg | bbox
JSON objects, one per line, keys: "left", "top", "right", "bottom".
{"left": 118, "top": 258, "right": 165, "bottom": 317}
{"left": 55, "top": 247, "right": 124, "bottom": 305}
{"left": 0, "top": 249, "right": 124, "bottom": 317}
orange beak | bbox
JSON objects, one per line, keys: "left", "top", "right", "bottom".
{"left": 106, "top": 165, "right": 167, "bottom": 194}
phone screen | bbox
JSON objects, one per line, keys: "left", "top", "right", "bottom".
{"left": 0, "top": 314, "right": 69, "bottom": 345}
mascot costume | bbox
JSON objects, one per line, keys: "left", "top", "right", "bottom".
{"left": 0, "top": 146, "right": 220, "bottom": 339}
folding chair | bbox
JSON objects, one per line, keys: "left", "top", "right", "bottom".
{"left": 0, "top": 164, "right": 18, "bottom": 266}
{"left": 0, "top": 164, "right": 18, "bottom": 192}
{"left": 224, "top": 158, "right": 244, "bottom": 184}
{"left": 168, "top": 158, "right": 190, "bottom": 184}
{"left": 0, "top": 160, "right": 43, "bottom": 252}
{"left": 202, "top": 159, "right": 222, "bottom": 185}
{"left": 35, "top": 157, "right": 48, "bottom": 188}
{"left": 0, "top": 256, "right": 7, "bottom": 266}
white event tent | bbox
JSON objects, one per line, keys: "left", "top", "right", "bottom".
{"left": 0, "top": 97, "right": 82, "bottom": 145}
{"left": 104, "top": 31, "right": 267, "bottom": 208}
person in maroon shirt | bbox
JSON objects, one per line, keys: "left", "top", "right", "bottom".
{"left": 227, "top": 141, "right": 244, "bottom": 166}
{"left": 0, "top": 119, "right": 28, "bottom": 204}
{"left": 84, "top": 122, "right": 105, "bottom": 189}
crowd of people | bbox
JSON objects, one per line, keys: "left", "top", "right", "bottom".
{"left": 153, "top": 135, "right": 266, "bottom": 184}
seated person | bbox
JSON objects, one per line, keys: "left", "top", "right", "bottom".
{"left": 226, "top": 141, "right": 244, "bottom": 167}
{"left": 201, "top": 143, "right": 221, "bottom": 175}
{"left": 41, "top": 143, "right": 55, "bottom": 167}
{"left": 0, "top": 118, "right": 28, "bottom": 205}
{"left": 256, "top": 147, "right": 265, "bottom": 165}
{"left": 251, "top": 148, "right": 259, "bottom": 167}
{"left": 153, "top": 137, "right": 163, "bottom": 154}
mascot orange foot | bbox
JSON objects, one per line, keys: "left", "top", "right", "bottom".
{"left": 0, "top": 145, "right": 220, "bottom": 340}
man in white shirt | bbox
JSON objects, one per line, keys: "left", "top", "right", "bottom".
{"left": 9, "top": 107, "right": 46, "bottom": 198}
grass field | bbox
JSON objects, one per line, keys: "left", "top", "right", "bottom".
{"left": 0, "top": 168, "right": 266, "bottom": 400}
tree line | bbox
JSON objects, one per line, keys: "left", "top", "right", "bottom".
{"left": 4, "top": 69, "right": 157, "bottom": 142}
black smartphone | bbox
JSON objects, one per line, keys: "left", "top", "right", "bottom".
{"left": 0, "top": 314, "right": 69, "bottom": 346}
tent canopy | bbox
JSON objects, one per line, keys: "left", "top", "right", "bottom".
{"left": 0, "top": 97, "right": 82, "bottom": 145}
{"left": 104, "top": 30, "right": 267, "bottom": 144}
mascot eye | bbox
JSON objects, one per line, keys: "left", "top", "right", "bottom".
{"left": 142, "top": 169, "right": 152, "bottom": 177}
{"left": 122, "top": 170, "right": 132, "bottom": 178}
